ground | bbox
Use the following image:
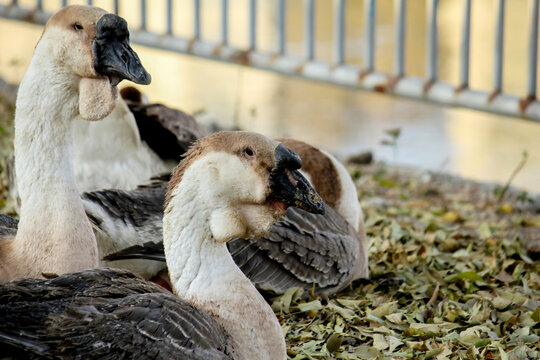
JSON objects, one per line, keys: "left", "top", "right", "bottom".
{"left": 277, "top": 164, "right": 539, "bottom": 360}
{"left": 0, "top": 82, "right": 538, "bottom": 360}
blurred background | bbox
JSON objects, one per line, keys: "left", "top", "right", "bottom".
{"left": 0, "top": 0, "right": 539, "bottom": 193}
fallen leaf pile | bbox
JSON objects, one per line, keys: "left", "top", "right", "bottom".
{"left": 274, "top": 165, "right": 539, "bottom": 360}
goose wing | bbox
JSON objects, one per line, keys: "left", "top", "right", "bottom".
{"left": 229, "top": 205, "right": 366, "bottom": 294}
{"left": 128, "top": 103, "right": 206, "bottom": 161}
{"left": 83, "top": 178, "right": 165, "bottom": 230}
{"left": 92, "top": 178, "right": 366, "bottom": 294}
{"left": 0, "top": 268, "right": 232, "bottom": 360}
{"left": 82, "top": 179, "right": 168, "bottom": 278}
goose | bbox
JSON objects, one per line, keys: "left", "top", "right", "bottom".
{"left": 0, "top": 5, "right": 151, "bottom": 282}
{"left": 0, "top": 131, "right": 325, "bottom": 360}
{"left": 90, "top": 138, "right": 369, "bottom": 294}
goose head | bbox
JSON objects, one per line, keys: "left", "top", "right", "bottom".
{"left": 40, "top": 5, "right": 150, "bottom": 120}
{"left": 165, "top": 131, "right": 325, "bottom": 242}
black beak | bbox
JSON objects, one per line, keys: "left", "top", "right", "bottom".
{"left": 268, "top": 143, "right": 325, "bottom": 215}
{"left": 93, "top": 14, "right": 151, "bottom": 85}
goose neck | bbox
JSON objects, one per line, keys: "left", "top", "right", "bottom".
{"left": 163, "top": 186, "right": 286, "bottom": 360}
{"left": 11, "top": 49, "right": 98, "bottom": 275}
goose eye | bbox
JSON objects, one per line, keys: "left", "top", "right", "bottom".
{"left": 73, "top": 23, "right": 84, "bottom": 31}
{"left": 244, "top": 147, "right": 254, "bottom": 157}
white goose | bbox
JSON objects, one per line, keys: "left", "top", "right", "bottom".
{"left": 0, "top": 131, "right": 325, "bottom": 360}
{"left": 0, "top": 5, "right": 150, "bottom": 282}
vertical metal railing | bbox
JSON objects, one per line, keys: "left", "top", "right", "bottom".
{"left": 193, "top": 0, "right": 201, "bottom": 40}
{"left": 304, "top": 0, "right": 315, "bottom": 61}
{"left": 140, "top": 0, "right": 147, "bottom": 31}
{"left": 276, "top": 0, "right": 285, "bottom": 55}
{"left": 364, "top": 0, "right": 376, "bottom": 72}
{"left": 0, "top": 0, "right": 539, "bottom": 121}
{"left": 249, "top": 0, "right": 257, "bottom": 50}
{"left": 221, "top": 0, "right": 229, "bottom": 46}
{"left": 426, "top": 0, "right": 439, "bottom": 83}
{"left": 393, "top": 0, "right": 406, "bottom": 77}
{"left": 527, "top": 0, "right": 539, "bottom": 99}
{"left": 493, "top": 0, "right": 505, "bottom": 94}
{"left": 166, "top": 0, "right": 173, "bottom": 35}
{"left": 459, "top": 0, "right": 472, "bottom": 89}
{"left": 333, "top": 0, "right": 345, "bottom": 65}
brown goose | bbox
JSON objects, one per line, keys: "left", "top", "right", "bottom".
{"left": 0, "top": 5, "right": 150, "bottom": 282}
{"left": 0, "top": 131, "right": 325, "bottom": 360}
{"left": 93, "top": 138, "right": 368, "bottom": 294}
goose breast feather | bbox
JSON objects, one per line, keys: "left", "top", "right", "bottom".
{"left": 0, "top": 268, "right": 232, "bottom": 360}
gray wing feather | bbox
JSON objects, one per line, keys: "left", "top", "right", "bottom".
{"left": 129, "top": 103, "right": 207, "bottom": 161}
{"left": 82, "top": 180, "right": 166, "bottom": 229}
{"left": 228, "top": 206, "right": 363, "bottom": 294}
{"left": 0, "top": 268, "right": 232, "bottom": 360}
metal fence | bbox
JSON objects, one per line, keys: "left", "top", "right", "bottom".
{"left": 1, "top": 0, "right": 539, "bottom": 122}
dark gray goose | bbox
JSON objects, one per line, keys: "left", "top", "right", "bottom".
{"left": 0, "top": 5, "right": 150, "bottom": 282}
{"left": 0, "top": 131, "right": 324, "bottom": 360}
{"left": 92, "top": 138, "right": 369, "bottom": 294}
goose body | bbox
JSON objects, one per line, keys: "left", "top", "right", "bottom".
{"left": 71, "top": 98, "right": 172, "bottom": 193}
{"left": 0, "top": 5, "right": 150, "bottom": 282}
{"left": 0, "top": 131, "right": 325, "bottom": 360}
{"left": 71, "top": 91, "right": 206, "bottom": 193}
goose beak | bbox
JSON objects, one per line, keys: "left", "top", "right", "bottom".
{"left": 268, "top": 143, "right": 325, "bottom": 215}
{"left": 93, "top": 14, "right": 151, "bottom": 86}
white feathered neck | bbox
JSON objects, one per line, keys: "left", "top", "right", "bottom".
{"left": 0, "top": 26, "right": 115, "bottom": 281}
{"left": 163, "top": 152, "right": 286, "bottom": 360}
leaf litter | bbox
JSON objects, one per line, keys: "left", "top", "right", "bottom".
{"left": 275, "top": 164, "right": 539, "bottom": 360}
